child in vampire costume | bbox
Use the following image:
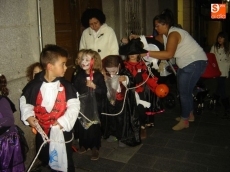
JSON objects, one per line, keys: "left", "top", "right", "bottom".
{"left": 72, "top": 49, "right": 107, "bottom": 160}
{"left": 20, "top": 45, "right": 80, "bottom": 172}
{"left": 102, "top": 55, "right": 141, "bottom": 147}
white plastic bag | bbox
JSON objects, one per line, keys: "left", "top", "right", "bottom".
{"left": 49, "top": 125, "right": 67, "bottom": 172}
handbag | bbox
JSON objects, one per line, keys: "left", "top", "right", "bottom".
{"left": 201, "top": 53, "right": 221, "bottom": 78}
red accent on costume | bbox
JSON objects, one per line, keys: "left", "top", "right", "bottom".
{"left": 116, "top": 83, "right": 126, "bottom": 100}
{"left": 34, "top": 85, "right": 67, "bottom": 134}
{"left": 124, "top": 61, "right": 158, "bottom": 93}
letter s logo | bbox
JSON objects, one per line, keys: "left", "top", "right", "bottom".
{"left": 211, "top": 4, "right": 219, "bottom": 13}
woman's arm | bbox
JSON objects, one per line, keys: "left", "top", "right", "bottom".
{"left": 142, "top": 32, "right": 180, "bottom": 60}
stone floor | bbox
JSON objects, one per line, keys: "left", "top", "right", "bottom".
{"left": 31, "top": 77, "right": 230, "bottom": 172}
{"left": 71, "top": 102, "right": 230, "bottom": 172}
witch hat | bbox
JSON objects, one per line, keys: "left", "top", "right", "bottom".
{"left": 119, "top": 38, "right": 148, "bottom": 56}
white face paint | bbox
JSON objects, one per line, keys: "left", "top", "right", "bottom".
{"left": 105, "top": 67, "right": 119, "bottom": 77}
{"left": 81, "top": 54, "right": 92, "bottom": 70}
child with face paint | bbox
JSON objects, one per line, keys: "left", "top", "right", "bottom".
{"left": 102, "top": 55, "right": 141, "bottom": 147}
{"left": 73, "top": 49, "right": 87, "bottom": 75}
{"left": 72, "top": 49, "right": 107, "bottom": 160}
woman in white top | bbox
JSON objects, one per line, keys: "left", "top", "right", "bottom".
{"left": 79, "top": 8, "right": 119, "bottom": 59}
{"left": 140, "top": 9, "right": 208, "bottom": 131}
{"left": 210, "top": 32, "right": 230, "bottom": 118}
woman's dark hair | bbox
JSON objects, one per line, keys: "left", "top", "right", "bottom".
{"left": 154, "top": 9, "right": 175, "bottom": 28}
{"left": 0, "top": 74, "right": 9, "bottom": 96}
{"left": 81, "top": 8, "right": 106, "bottom": 28}
{"left": 214, "top": 31, "right": 229, "bottom": 54}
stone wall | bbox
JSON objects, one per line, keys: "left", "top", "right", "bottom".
{"left": 0, "top": 0, "right": 55, "bottom": 168}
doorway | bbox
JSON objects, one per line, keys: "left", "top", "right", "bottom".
{"left": 53, "top": 0, "right": 102, "bottom": 81}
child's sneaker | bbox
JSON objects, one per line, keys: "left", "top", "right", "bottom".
{"left": 78, "top": 147, "right": 86, "bottom": 154}
{"left": 118, "top": 140, "right": 126, "bottom": 148}
{"left": 91, "top": 147, "right": 99, "bottom": 160}
{"left": 145, "top": 123, "right": 154, "bottom": 128}
{"left": 106, "top": 135, "right": 117, "bottom": 142}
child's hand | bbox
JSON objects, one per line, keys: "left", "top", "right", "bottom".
{"left": 86, "top": 80, "right": 96, "bottom": 89}
{"left": 53, "top": 121, "right": 63, "bottom": 129}
{"left": 119, "top": 75, "right": 126, "bottom": 82}
{"left": 129, "top": 34, "right": 139, "bottom": 40}
{"left": 27, "top": 116, "right": 38, "bottom": 127}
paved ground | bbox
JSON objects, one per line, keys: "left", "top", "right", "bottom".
{"left": 32, "top": 78, "right": 230, "bottom": 172}
{"left": 73, "top": 77, "right": 230, "bottom": 172}
{"left": 72, "top": 102, "right": 230, "bottom": 172}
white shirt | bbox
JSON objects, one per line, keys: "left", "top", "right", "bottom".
{"left": 210, "top": 46, "right": 230, "bottom": 77}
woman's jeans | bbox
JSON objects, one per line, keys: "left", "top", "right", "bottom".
{"left": 177, "top": 60, "right": 207, "bottom": 119}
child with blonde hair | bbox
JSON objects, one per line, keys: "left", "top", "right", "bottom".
{"left": 72, "top": 49, "right": 107, "bottom": 160}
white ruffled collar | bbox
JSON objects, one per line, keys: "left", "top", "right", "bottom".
{"left": 40, "top": 81, "right": 63, "bottom": 113}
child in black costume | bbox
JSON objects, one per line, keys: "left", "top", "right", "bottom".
{"left": 124, "top": 38, "right": 162, "bottom": 139}
{"left": 20, "top": 44, "right": 80, "bottom": 172}
{"left": 102, "top": 55, "right": 141, "bottom": 147}
{"left": 72, "top": 49, "right": 107, "bottom": 160}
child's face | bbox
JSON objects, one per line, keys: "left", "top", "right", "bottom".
{"left": 76, "top": 52, "right": 83, "bottom": 65}
{"left": 128, "top": 54, "right": 138, "bottom": 61}
{"left": 81, "top": 54, "right": 92, "bottom": 70}
{"left": 50, "top": 56, "right": 67, "bottom": 77}
{"left": 106, "top": 67, "right": 119, "bottom": 75}
{"left": 33, "top": 66, "right": 42, "bottom": 79}
{"left": 217, "top": 36, "right": 225, "bottom": 46}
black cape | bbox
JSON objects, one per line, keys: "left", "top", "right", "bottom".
{"left": 102, "top": 68, "right": 141, "bottom": 146}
